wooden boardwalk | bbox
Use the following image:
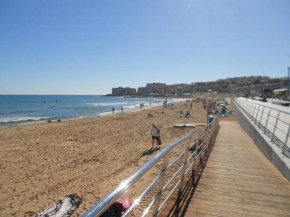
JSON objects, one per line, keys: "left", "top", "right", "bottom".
{"left": 159, "top": 121, "right": 290, "bottom": 217}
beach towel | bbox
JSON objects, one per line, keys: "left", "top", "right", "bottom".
{"left": 36, "top": 194, "right": 83, "bottom": 217}
{"left": 116, "top": 197, "right": 131, "bottom": 211}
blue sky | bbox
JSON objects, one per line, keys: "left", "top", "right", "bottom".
{"left": 0, "top": 0, "right": 289, "bottom": 95}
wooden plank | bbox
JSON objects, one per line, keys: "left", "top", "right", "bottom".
{"left": 158, "top": 121, "right": 290, "bottom": 217}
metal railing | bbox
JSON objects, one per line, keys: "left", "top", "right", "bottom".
{"left": 81, "top": 116, "right": 220, "bottom": 217}
{"left": 232, "top": 98, "right": 290, "bottom": 158}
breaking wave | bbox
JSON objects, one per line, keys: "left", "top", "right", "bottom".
{"left": 86, "top": 102, "right": 128, "bottom": 106}
{"left": 0, "top": 117, "right": 50, "bottom": 124}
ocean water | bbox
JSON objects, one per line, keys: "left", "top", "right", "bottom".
{"left": 0, "top": 95, "right": 179, "bottom": 127}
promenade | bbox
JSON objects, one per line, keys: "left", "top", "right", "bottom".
{"left": 160, "top": 120, "right": 290, "bottom": 217}
{"left": 235, "top": 97, "right": 290, "bottom": 149}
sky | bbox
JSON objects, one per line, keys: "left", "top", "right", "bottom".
{"left": 0, "top": 0, "right": 290, "bottom": 95}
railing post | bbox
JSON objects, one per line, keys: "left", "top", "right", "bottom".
{"left": 178, "top": 136, "right": 193, "bottom": 192}
{"left": 244, "top": 101, "right": 248, "bottom": 114}
{"left": 243, "top": 101, "right": 247, "bottom": 113}
{"left": 255, "top": 106, "right": 260, "bottom": 124}
{"left": 264, "top": 109, "right": 271, "bottom": 134}
{"left": 259, "top": 107, "right": 265, "bottom": 128}
{"left": 271, "top": 112, "right": 280, "bottom": 141}
{"left": 283, "top": 123, "right": 290, "bottom": 154}
{"left": 252, "top": 105, "right": 257, "bottom": 121}
{"left": 152, "top": 152, "right": 170, "bottom": 216}
{"left": 192, "top": 138, "right": 199, "bottom": 174}
{"left": 251, "top": 104, "right": 256, "bottom": 120}
{"left": 202, "top": 126, "right": 211, "bottom": 156}
{"left": 246, "top": 101, "right": 250, "bottom": 114}
{"left": 248, "top": 103, "right": 253, "bottom": 118}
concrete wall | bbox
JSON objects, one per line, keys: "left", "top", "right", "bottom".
{"left": 231, "top": 98, "right": 290, "bottom": 182}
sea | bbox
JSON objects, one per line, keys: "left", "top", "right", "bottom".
{"left": 0, "top": 95, "right": 181, "bottom": 127}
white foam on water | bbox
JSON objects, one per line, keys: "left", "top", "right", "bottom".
{"left": 0, "top": 117, "right": 50, "bottom": 123}
{"left": 86, "top": 102, "right": 128, "bottom": 106}
{"left": 124, "top": 105, "right": 137, "bottom": 109}
{"left": 99, "top": 111, "right": 113, "bottom": 116}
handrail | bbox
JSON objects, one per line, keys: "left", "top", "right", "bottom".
{"left": 244, "top": 98, "right": 290, "bottom": 115}
{"left": 232, "top": 97, "right": 290, "bottom": 158}
{"left": 81, "top": 116, "right": 220, "bottom": 217}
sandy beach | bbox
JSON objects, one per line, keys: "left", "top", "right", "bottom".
{"left": 0, "top": 97, "right": 231, "bottom": 216}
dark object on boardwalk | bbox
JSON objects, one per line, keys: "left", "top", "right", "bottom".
{"left": 36, "top": 194, "right": 83, "bottom": 217}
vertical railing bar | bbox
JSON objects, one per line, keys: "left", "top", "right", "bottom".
{"left": 259, "top": 107, "right": 265, "bottom": 128}
{"left": 283, "top": 123, "right": 290, "bottom": 154}
{"left": 252, "top": 105, "right": 257, "bottom": 121}
{"left": 250, "top": 103, "right": 255, "bottom": 120}
{"left": 192, "top": 137, "right": 198, "bottom": 172}
{"left": 271, "top": 112, "right": 280, "bottom": 141}
{"left": 255, "top": 105, "right": 260, "bottom": 124}
{"left": 246, "top": 101, "right": 250, "bottom": 115}
{"left": 249, "top": 103, "right": 253, "bottom": 118}
{"left": 248, "top": 103, "right": 254, "bottom": 119}
{"left": 178, "top": 135, "right": 192, "bottom": 192}
{"left": 246, "top": 102, "right": 250, "bottom": 117}
{"left": 152, "top": 151, "right": 170, "bottom": 216}
{"left": 264, "top": 109, "right": 271, "bottom": 134}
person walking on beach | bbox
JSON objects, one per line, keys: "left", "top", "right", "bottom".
{"left": 151, "top": 124, "right": 161, "bottom": 148}
{"left": 112, "top": 107, "right": 115, "bottom": 114}
{"left": 121, "top": 106, "right": 124, "bottom": 113}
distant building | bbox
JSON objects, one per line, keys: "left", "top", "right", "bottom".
{"left": 273, "top": 88, "right": 287, "bottom": 97}
{"left": 112, "top": 87, "right": 136, "bottom": 95}
{"left": 137, "top": 87, "right": 148, "bottom": 95}
{"left": 145, "top": 83, "right": 166, "bottom": 93}
{"left": 231, "top": 83, "right": 282, "bottom": 94}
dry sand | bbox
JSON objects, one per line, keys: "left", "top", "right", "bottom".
{"left": 0, "top": 97, "right": 233, "bottom": 216}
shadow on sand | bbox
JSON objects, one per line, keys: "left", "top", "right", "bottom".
{"left": 142, "top": 147, "right": 161, "bottom": 157}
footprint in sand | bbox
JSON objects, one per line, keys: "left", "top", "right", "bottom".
{"left": 24, "top": 211, "right": 35, "bottom": 216}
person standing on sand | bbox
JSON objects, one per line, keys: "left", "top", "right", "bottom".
{"left": 151, "top": 124, "right": 160, "bottom": 148}
{"left": 112, "top": 107, "right": 115, "bottom": 114}
{"left": 121, "top": 106, "right": 124, "bottom": 113}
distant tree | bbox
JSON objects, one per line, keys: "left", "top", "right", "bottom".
{"left": 253, "top": 80, "right": 260, "bottom": 85}
{"left": 268, "top": 78, "right": 280, "bottom": 83}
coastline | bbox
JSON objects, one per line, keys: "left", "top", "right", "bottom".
{"left": 0, "top": 99, "right": 207, "bottom": 216}
{"left": 0, "top": 95, "right": 233, "bottom": 216}
{"left": 0, "top": 95, "right": 231, "bottom": 216}
{"left": 0, "top": 101, "right": 167, "bottom": 129}
{"left": 0, "top": 96, "right": 172, "bottom": 128}
{"left": 0, "top": 95, "right": 187, "bottom": 128}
